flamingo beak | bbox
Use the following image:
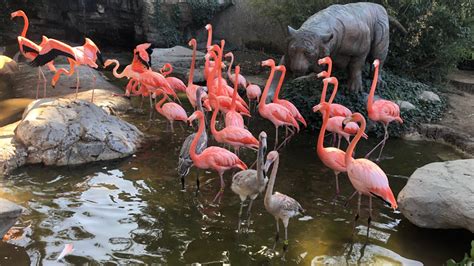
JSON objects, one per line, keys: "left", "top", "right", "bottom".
{"left": 342, "top": 116, "right": 353, "bottom": 125}
{"left": 312, "top": 104, "right": 322, "bottom": 113}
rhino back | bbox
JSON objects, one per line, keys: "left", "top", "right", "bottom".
{"left": 300, "top": 2, "right": 388, "bottom": 55}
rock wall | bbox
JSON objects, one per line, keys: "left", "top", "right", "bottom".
{"left": 1, "top": 0, "right": 232, "bottom": 50}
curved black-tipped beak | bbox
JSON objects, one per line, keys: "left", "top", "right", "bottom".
{"left": 97, "top": 51, "right": 105, "bottom": 68}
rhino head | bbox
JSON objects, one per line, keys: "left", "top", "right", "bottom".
{"left": 286, "top": 26, "right": 333, "bottom": 76}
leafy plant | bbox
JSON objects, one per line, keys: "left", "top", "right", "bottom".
{"left": 446, "top": 240, "right": 474, "bottom": 266}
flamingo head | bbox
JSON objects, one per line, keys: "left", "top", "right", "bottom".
{"left": 187, "top": 111, "right": 203, "bottom": 125}
{"left": 160, "top": 63, "right": 172, "bottom": 74}
{"left": 205, "top": 24, "right": 212, "bottom": 31}
{"left": 264, "top": 151, "right": 279, "bottom": 173}
{"left": 373, "top": 59, "right": 380, "bottom": 68}
{"left": 188, "top": 38, "right": 197, "bottom": 47}
{"left": 318, "top": 57, "right": 331, "bottom": 65}
{"left": 312, "top": 102, "right": 330, "bottom": 113}
{"left": 343, "top": 113, "right": 365, "bottom": 126}
{"left": 261, "top": 59, "right": 275, "bottom": 67}
{"left": 317, "top": 71, "right": 329, "bottom": 79}
{"left": 258, "top": 131, "right": 268, "bottom": 154}
{"left": 275, "top": 65, "right": 286, "bottom": 72}
{"left": 323, "top": 77, "right": 338, "bottom": 85}
{"left": 135, "top": 43, "right": 152, "bottom": 66}
{"left": 103, "top": 59, "right": 116, "bottom": 68}
{"left": 224, "top": 52, "right": 232, "bottom": 59}
{"left": 10, "top": 10, "right": 26, "bottom": 19}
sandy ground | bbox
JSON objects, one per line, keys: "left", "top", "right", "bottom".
{"left": 440, "top": 85, "right": 474, "bottom": 138}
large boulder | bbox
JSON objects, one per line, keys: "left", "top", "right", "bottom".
{"left": 0, "top": 199, "right": 22, "bottom": 238}
{"left": 398, "top": 159, "right": 474, "bottom": 232}
{"left": 150, "top": 46, "right": 206, "bottom": 84}
{"left": 14, "top": 98, "right": 143, "bottom": 166}
{"left": 0, "top": 55, "right": 18, "bottom": 101}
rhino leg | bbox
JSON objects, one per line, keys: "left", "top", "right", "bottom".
{"left": 348, "top": 56, "right": 366, "bottom": 93}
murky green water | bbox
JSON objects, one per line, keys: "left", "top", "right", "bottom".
{"left": 0, "top": 101, "right": 472, "bottom": 265}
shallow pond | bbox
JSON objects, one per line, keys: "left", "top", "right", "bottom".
{"left": 0, "top": 101, "right": 472, "bottom": 265}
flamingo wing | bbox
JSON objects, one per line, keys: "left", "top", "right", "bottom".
{"left": 273, "top": 192, "right": 304, "bottom": 217}
{"left": 322, "top": 147, "right": 346, "bottom": 171}
{"left": 30, "top": 39, "right": 76, "bottom": 67}
{"left": 351, "top": 159, "right": 397, "bottom": 209}
{"left": 17, "top": 37, "right": 41, "bottom": 58}
{"left": 163, "top": 103, "right": 188, "bottom": 121}
{"left": 373, "top": 100, "right": 401, "bottom": 120}
{"left": 330, "top": 103, "right": 352, "bottom": 117}
{"left": 166, "top": 77, "right": 186, "bottom": 92}
{"left": 268, "top": 104, "right": 299, "bottom": 129}
{"left": 205, "top": 146, "right": 248, "bottom": 170}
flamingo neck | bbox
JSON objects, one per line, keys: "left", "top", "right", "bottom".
{"left": 264, "top": 154, "right": 279, "bottom": 203}
{"left": 206, "top": 27, "right": 213, "bottom": 48}
{"left": 320, "top": 82, "right": 328, "bottom": 104}
{"left": 110, "top": 60, "right": 126, "bottom": 78}
{"left": 273, "top": 68, "right": 286, "bottom": 102}
{"left": 190, "top": 113, "right": 204, "bottom": 162}
{"left": 327, "top": 80, "right": 338, "bottom": 104}
{"left": 230, "top": 67, "right": 239, "bottom": 111}
{"left": 227, "top": 54, "right": 234, "bottom": 79}
{"left": 317, "top": 108, "right": 330, "bottom": 154}
{"left": 155, "top": 93, "right": 167, "bottom": 113}
{"left": 188, "top": 43, "right": 196, "bottom": 86}
{"left": 19, "top": 13, "right": 29, "bottom": 37}
{"left": 327, "top": 61, "right": 332, "bottom": 77}
{"left": 259, "top": 65, "right": 276, "bottom": 111}
{"left": 345, "top": 115, "right": 366, "bottom": 166}
{"left": 210, "top": 97, "right": 220, "bottom": 137}
{"left": 256, "top": 143, "right": 265, "bottom": 185}
{"left": 368, "top": 64, "right": 379, "bottom": 113}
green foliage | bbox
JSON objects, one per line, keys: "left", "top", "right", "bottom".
{"left": 446, "top": 240, "right": 474, "bottom": 266}
{"left": 249, "top": 0, "right": 472, "bottom": 84}
{"left": 282, "top": 69, "right": 447, "bottom": 137}
{"left": 189, "top": 0, "right": 222, "bottom": 27}
{"left": 152, "top": 3, "right": 182, "bottom": 47}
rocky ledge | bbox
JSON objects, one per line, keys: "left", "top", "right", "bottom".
{"left": 0, "top": 199, "right": 22, "bottom": 238}
{"left": 398, "top": 159, "right": 474, "bottom": 232}
{"left": 1, "top": 98, "right": 143, "bottom": 176}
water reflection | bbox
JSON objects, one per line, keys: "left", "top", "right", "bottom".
{"left": 0, "top": 112, "right": 472, "bottom": 264}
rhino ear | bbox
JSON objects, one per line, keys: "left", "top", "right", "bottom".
{"left": 287, "top": 26, "right": 297, "bottom": 36}
{"left": 321, "top": 33, "right": 333, "bottom": 43}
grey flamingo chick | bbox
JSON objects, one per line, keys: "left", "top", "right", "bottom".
{"left": 264, "top": 151, "right": 304, "bottom": 255}
{"left": 231, "top": 131, "right": 268, "bottom": 232}
{"left": 177, "top": 87, "right": 208, "bottom": 193}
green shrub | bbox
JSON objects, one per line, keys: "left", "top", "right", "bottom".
{"left": 446, "top": 240, "right": 474, "bottom": 266}
{"left": 282, "top": 68, "right": 447, "bottom": 137}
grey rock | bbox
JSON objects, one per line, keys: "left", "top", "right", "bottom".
{"left": 0, "top": 56, "right": 18, "bottom": 76}
{"left": 396, "top": 100, "right": 416, "bottom": 111}
{"left": 418, "top": 90, "right": 441, "bottom": 103}
{"left": 150, "top": 46, "right": 206, "bottom": 84}
{"left": 14, "top": 98, "right": 143, "bottom": 167}
{"left": 398, "top": 159, "right": 474, "bottom": 232}
{"left": 0, "top": 199, "right": 22, "bottom": 238}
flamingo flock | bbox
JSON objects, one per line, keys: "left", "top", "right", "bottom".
{"left": 11, "top": 12, "right": 404, "bottom": 258}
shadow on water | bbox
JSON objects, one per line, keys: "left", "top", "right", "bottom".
{"left": 0, "top": 100, "right": 472, "bottom": 265}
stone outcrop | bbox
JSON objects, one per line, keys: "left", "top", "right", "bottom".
{"left": 398, "top": 159, "right": 474, "bottom": 232}
{"left": 14, "top": 98, "right": 143, "bottom": 167}
{"left": 0, "top": 199, "right": 22, "bottom": 238}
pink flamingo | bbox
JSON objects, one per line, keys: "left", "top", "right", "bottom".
{"left": 225, "top": 52, "right": 247, "bottom": 88}
{"left": 365, "top": 59, "right": 403, "bottom": 161}
{"left": 273, "top": 65, "right": 307, "bottom": 128}
{"left": 313, "top": 102, "right": 347, "bottom": 195}
{"left": 31, "top": 38, "right": 104, "bottom": 102}
{"left": 260, "top": 59, "right": 299, "bottom": 150}
{"left": 225, "top": 65, "right": 245, "bottom": 128}
{"left": 245, "top": 82, "right": 261, "bottom": 112}
{"left": 155, "top": 91, "right": 188, "bottom": 132}
{"left": 160, "top": 63, "right": 187, "bottom": 93}
{"left": 188, "top": 110, "right": 248, "bottom": 203}
{"left": 326, "top": 116, "right": 368, "bottom": 148}
{"left": 11, "top": 10, "right": 57, "bottom": 99}
{"left": 343, "top": 112, "right": 398, "bottom": 235}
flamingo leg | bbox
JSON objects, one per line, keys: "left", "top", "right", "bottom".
{"left": 39, "top": 67, "right": 47, "bottom": 98}
{"left": 376, "top": 126, "right": 390, "bottom": 162}
{"left": 212, "top": 173, "right": 225, "bottom": 203}
{"left": 75, "top": 68, "right": 80, "bottom": 100}
{"left": 352, "top": 193, "right": 362, "bottom": 236}
{"left": 277, "top": 127, "right": 295, "bottom": 151}
{"left": 274, "top": 126, "right": 279, "bottom": 150}
{"left": 246, "top": 198, "right": 254, "bottom": 227}
{"left": 195, "top": 170, "right": 200, "bottom": 196}
{"left": 88, "top": 68, "right": 97, "bottom": 103}
{"left": 36, "top": 67, "right": 40, "bottom": 99}
{"left": 237, "top": 200, "right": 245, "bottom": 232}
{"left": 344, "top": 190, "right": 358, "bottom": 207}
{"left": 367, "top": 196, "right": 372, "bottom": 238}
{"left": 335, "top": 171, "right": 340, "bottom": 195}
{"left": 180, "top": 174, "right": 185, "bottom": 191}
{"left": 170, "top": 121, "right": 174, "bottom": 133}
{"left": 272, "top": 218, "right": 280, "bottom": 250}
{"left": 282, "top": 218, "right": 289, "bottom": 260}
{"left": 337, "top": 134, "right": 342, "bottom": 149}
{"left": 365, "top": 123, "right": 388, "bottom": 160}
